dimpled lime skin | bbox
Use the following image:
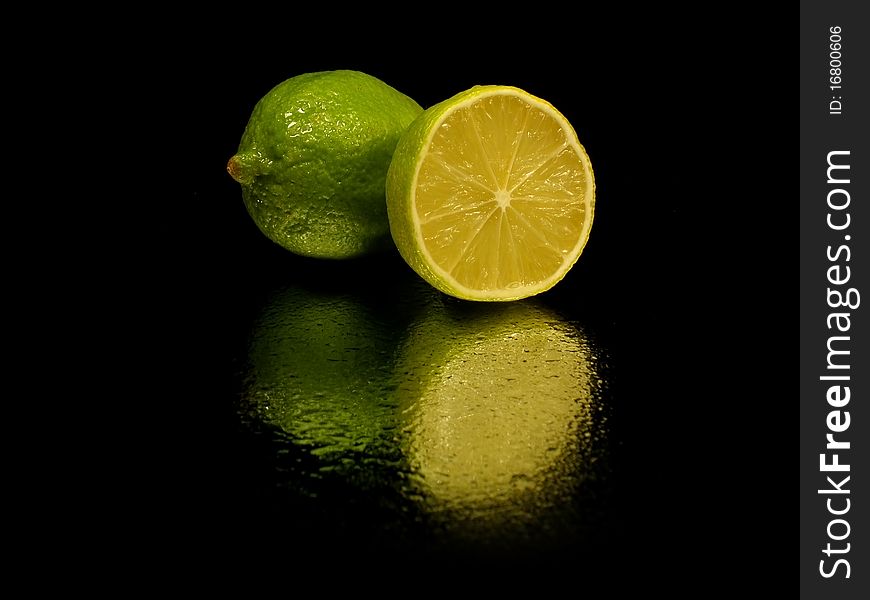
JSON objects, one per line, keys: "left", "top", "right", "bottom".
{"left": 231, "top": 71, "right": 422, "bottom": 259}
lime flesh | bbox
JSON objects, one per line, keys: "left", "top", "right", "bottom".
{"left": 386, "top": 85, "right": 594, "bottom": 299}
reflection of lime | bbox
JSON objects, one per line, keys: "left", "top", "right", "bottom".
{"left": 394, "top": 301, "right": 605, "bottom": 534}
{"left": 240, "top": 280, "right": 610, "bottom": 546}
{"left": 241, "top": 285, "right": 402, "bottom": 468}
{"left": 228, "top": 70, "right": 422, "bottom": 259}
{"left": 386, "top": 85, "right": 595, "bottom": 300}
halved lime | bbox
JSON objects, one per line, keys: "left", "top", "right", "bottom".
{"left": 386, "top": 85, "right": 595, "bottom": 300}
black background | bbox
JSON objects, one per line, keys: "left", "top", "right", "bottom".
{"left": 135, "top": 16, "right": 791, "bottom": 588}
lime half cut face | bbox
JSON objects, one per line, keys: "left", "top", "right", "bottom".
{"left": 387, "top": 86, "right": 595, "bottom": 301}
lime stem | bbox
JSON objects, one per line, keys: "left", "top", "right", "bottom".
{"left": 227, "top": 153, "right": 257, "bottom": 184}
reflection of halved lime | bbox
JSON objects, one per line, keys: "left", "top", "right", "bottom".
{"left": 386, "top": 86, "right": 595, "bottom": 300}
{"left": 228, "top": 70, "right": 422, "bottom": 259}
{"left": 394, "top": 301, "right": 607, "bottom": 536}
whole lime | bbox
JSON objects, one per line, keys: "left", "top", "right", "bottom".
{"left": 228, "top": 70, "right": 422, "bottom": 259}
